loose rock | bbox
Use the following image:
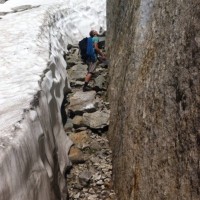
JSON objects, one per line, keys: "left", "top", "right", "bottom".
{"left": 68, "top": 146, "right": 86, "bottom": 164}
{"left": 79, "top": 171, "right": 92, "bottom": 186}
{"left": 68, "top": 90, "right": 98, "bottom": 114}
{"left": 82, "top": 109, "right": 110, "bottom": 129}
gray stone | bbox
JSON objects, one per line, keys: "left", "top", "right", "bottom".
{"left": 64, "top": 118, "right": 73, "bottom": 132}
{"left": 88, "top": 188, "right": 95, "bottom": 194}
{"left": 74, "top": 192, "right": 80, "bottom": 199}
{"left": 70, "top": 80, "right": 84, "bottom": 87}
{"left": 79, "top": 171, "right": 92, "bottom": 186}
{"left": 96, "top": 180, "right": 104, "bottom": 185}
{"left": 66, "top": 58, "right": 77, "bottom": 68}
{"left": 68, "top": 64, "right": 87, "bottom": 81}
{"left": 101, "top": 185, "right": 105, "bottom": 190}
{"left": 69, "top": 91, "right": 97, "bottom": 113}
{"left": 93, "top": 174, "right": 102, "bottom": 181}
{"left": 82, "top": 109, "right": 110, "bottom": 129}
{"left": 89, "top": 140, "right": 102, "bottom": 151}
{"left": 94, "top": 74, "right": 107, "bottom": 90}
{"left": 88, "top": 194, "right": 98, "bottom": 200}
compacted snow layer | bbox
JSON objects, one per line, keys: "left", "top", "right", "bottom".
{"left": 0, "top": 0, "right": 106, "bottom": 199}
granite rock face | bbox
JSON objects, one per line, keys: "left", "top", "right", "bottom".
{"left": 107, "top": 0, "right": 200, "bottom": 199}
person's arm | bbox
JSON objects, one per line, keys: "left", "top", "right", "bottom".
{"left": 94, "top": 42, "right": 106, "bottom": 59}
{"left": 94, "top": 42, "right": 104, "bottom": 56}
{"left": 92, "top": 36, "right": 106, "bottom": 59}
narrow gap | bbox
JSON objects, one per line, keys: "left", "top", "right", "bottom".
{"left": 60, "top": 35, "right": 117, "bottom": 199}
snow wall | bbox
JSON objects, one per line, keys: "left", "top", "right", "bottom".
{"left": 0, "top": 0, "right": 106, "bottom": 199}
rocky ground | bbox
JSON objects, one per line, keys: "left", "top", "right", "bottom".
{"left": 64, "top": 47, "right": 116, "bottom": 200}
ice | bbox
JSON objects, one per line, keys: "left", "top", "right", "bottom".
{"left": 0, "top": 0, "right": 106, "bottom": 199}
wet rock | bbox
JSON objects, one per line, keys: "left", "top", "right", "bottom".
{"left": 82, "top": 109, "right": 110, "bottom": 129}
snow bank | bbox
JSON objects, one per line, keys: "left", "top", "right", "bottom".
{"left": 0, "top": 0, "right": 106, "bottom": 199}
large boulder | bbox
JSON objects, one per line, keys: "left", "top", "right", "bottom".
{"left": 82, "top": 109, "right": 110, "bottom": 129}
{"left": 68, "top": 64, "right": 87, "bottom": 82}
{"left": 93, "top": 74, "right": 107, "bottom": 91}
{"left": 68, "top": 91, "right": 98, "bottom": 114}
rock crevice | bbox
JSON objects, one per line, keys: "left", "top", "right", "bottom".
{"left": 64, "top": 45, "right": 116, "bottom": 200}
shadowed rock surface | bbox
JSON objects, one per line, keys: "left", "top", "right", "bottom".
{"left": 107, "top": 0, "right": 200, "bottom": 199}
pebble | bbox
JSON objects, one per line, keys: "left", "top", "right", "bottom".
{"left": 74, "top": 192, "right": 80, "bottom": 199}
{"left": 96, "top": 180, "right": 104, "bottom": 185}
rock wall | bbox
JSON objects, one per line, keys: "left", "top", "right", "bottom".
{"left": 107, "top": 0, "right": 200, "bottom": 199}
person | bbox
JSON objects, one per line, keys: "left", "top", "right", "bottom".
{"left": 83, "top": 30, "right": 106, "bottom": 92}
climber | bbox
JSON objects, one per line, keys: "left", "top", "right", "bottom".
{"left": 83, "top": 30, "right": 107, "bottom": 92}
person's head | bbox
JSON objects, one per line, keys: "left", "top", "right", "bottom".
{"left": 89, "top": 30, "right": 98, "bottom": 37}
